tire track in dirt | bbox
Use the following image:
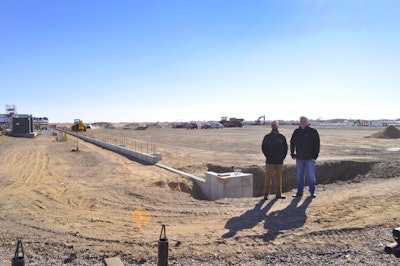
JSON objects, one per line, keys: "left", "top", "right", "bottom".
{"left": 0, "top": 139, "right": 50, "bottom": 189}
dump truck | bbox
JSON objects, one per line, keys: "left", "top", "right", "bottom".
{"left": 219, "top": 117, "right": 244, "bottom": 127}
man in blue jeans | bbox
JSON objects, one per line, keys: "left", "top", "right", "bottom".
{"left": 290, "top": 116, "right": 320, "bottom": 198}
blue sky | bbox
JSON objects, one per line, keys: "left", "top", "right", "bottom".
{"left": 1, "top": 0, "right": 399, "bottom": 123}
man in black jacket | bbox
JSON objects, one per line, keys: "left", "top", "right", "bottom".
{"left": 290, "top": 116, "right": 320, "bottom": 198}
{"left": 261, "top": 121, "right": 288, "bottom": 200}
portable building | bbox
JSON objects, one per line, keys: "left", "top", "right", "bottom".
{"left": 12, "top": 115, "right": 36, "bottom": 137}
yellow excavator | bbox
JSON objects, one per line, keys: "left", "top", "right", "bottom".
{"left": 71, "top": 119, "right": 86, "bottom": 131}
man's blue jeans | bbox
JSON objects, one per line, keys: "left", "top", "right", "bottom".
{"left": 296, "top": 159, "right": 316, "bottom": 194}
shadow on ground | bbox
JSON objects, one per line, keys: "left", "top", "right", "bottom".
{"left": 222, "top": 196, "right": 313, "bottom": 242}
{"left": 263, "top": 196, "right": 312, "bottom": 242}
{"left": 222, "top": 198, "right": 277, "bottom": 238}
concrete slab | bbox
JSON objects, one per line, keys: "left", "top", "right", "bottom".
{"left": 104, "top": 256, "right": 125, "bottom": 266}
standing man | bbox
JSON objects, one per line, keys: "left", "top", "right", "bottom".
{"left": 261, "top": 121, "right": 288, "bottom": 200}
{"left": 290, "top": 116, "right": 320, "bottom": 198}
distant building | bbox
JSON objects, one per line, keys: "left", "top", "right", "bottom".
{"left": 0, "top": 114, "right": 12, "bottom": 125}
{"left": 33, "top": 117, "right": 49, "bottom": 130}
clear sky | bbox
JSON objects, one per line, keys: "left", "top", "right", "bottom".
{"left": 1, "top": 0, "right": 399, "bottom": 123}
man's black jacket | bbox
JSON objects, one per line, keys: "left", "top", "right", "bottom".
{"left": 290, "top": 126, "right": 320, "bottom": 160}
{"left": 261, "top": 131, "right": 288, "bottom": 164}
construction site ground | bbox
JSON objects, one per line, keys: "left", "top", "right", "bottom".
{"left": 0, "top": 125, "right": 399, "bottom": 265}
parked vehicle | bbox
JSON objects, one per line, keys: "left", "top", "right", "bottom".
{"left": 211, "top": 122, "right": 224, "bottom": 129}
{"left": 201, "top": 123, "right": 212, "bottom": 129}
{"left": 186, "top": 122, "right": 198, "bottom": 129}
{"left": 172, "top": 123, "right": 187, "bottom": 128}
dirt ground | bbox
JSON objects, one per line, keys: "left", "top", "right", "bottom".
{"left": 0, "top": 125, "right": 400, "bottom": 265}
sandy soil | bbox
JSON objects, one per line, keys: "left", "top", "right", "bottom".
{"left": 0, "top": 125, "right": 399, "bottom": 265}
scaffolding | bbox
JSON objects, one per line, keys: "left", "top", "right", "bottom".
{"left": 1, "top": 104, "right": 16, "bottom": 131}
{"left": 6, "top": 104, "right": 17, "bottom": 117}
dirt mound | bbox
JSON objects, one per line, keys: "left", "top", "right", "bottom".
{"left": 122, "top": 123, "right": 148, "bottom": 130}
{"left": 91, "top": 122, "right": 115, "bottom": 129}
{"left": 368, "top": 125, "right": 400, "bottom": 139}
{"left": 122, "top": 123, "right": 139, "bottom": 128}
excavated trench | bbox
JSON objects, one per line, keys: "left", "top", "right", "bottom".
{"left": 187, "top": 160, "right": 399, "bottom": 200}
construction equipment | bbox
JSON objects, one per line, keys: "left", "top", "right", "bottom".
{"left": 71, "top": 119, "right": 85, "bottom": 152}
{"left": 71, "top": 119, "right": 86, "bottom": 131}
{"left": 257, "top": 115, "right": 265, "bottom": 125}
{"left": 220, "top": 117, "right": 244, "bottom": 127}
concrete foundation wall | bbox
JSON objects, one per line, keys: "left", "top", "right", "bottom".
{"left": 195, "top": 171, "right": 253, "bottom": 201}
{"left": 75, "top": 134, "right": 161, "bottom": 164}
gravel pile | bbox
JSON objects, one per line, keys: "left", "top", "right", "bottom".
{"left": 2, "top": 225, "right": 399, "bottom": 265}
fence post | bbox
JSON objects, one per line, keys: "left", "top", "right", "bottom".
{"left": 158, "top": 224, "right": 168, "bottom": 266}
{"left": 11, "top": 239, "right": 25, "bottom": 266}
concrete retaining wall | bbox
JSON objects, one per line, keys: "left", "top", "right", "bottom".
{"left": 67, "top": 132, "right": 161, "bottom": 165}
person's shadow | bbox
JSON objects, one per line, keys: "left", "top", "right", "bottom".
{"left": 222, "top": 198, "right": 277, "bottom": 238}
{"left": 263, "top": 196, "right": 313, "bottom": 242}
